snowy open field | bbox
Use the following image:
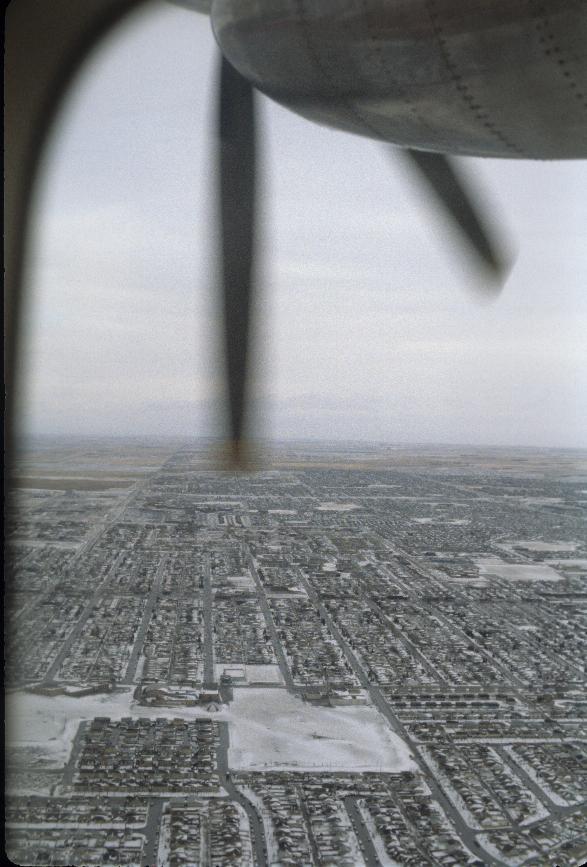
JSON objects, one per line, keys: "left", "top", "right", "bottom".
{"left": 545, "top": 558, "right": 587, "bottom": 569}
{"left": 509, "top": 540, "right": 579, "bottom": 552}
{"left": 213, "top": 664, "right": 284, "bottom": 684}
{"left": 243, "top": 665, "right": 284, "bottom": 684}
{"left": 6, "top": 687, "right": 415, "bottom": 775}
{"left": 5, "top": 689, "right": 228, "bottom": 767}
{"left": 226, "top": 689, "right": 415, "bottom": 772}
{"left": 226, "top": 574, "right": 256, "bottom": 591}
{"left": 474, "top": 558, "right": 563, "bottom": 582}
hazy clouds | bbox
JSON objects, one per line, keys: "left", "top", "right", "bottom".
{"left": 19, "top": 1, "right": 587, "bottom": 447}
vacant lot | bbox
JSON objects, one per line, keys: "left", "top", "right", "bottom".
{"left": 13, "top": 477, "right": 135, "bottom": 491}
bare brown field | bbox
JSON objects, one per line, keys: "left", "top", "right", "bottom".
{"left": 16, "top": 441, "right": 184, "bottom": 475}
{"left": 15, "top": 440, "right": 587, "bottom": 478}
{"left": 268, "top": 460, "right": 395, "bottom": 470}
{"left": 266, "top": 451, "right": 587, "bottom": 474}
{"left": 12, "top": 477, "right": 135, "bottom": 491}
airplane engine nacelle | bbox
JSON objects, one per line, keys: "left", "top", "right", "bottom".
{"left": 211, "top": 0, "right": 587, "bottom": 159}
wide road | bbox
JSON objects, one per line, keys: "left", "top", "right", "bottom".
{"left": 45, "top": 475, "right": 153, "bottom": 683}
{"left": 142, "top": 798, "right": 163, "bottom": 867}
{"left": 61, "top": 720, "right": 88, "bottom": 786}
{"left": 495, "top": 745, "right": 585, "bottom": 817}
{"left": 43, "top": 544, "right": 132, "bottom": 682}
{"left": 299, "top": 574, "right": 509, "bottom": 867}
{"left": 202, "top": 554, "right": 215, "bottom": 686}
{"left": 394, "top": 545, "right": 527, "bottom": 689}
{"left": 362, "top": 595, "right": 446, "bottom": 683}
{"left": 344, "top": 795, "right": 382, "bottom": 867}
{"left": 122, "top": 554, "right": 167, "bottom": 684}
{"left": 217, "top": 722, "right": 268, "bottom": 867}
{"left": 72, "top": 476, "right": 143, "bottom": 562}
{"left": 246, "top": 549, "right": 296, "bottom": 692}
{"left": 43, "top": 582, "right": 110, "bottom": 682}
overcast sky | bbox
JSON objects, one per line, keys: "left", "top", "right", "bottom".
{"left": 19, "top": 0, "right": 587, "bottom": 447}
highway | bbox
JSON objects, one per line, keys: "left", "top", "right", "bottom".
{"left": 217, "top": 722, "right": 268, "bottom": 867}
{"left": 299, "top": 573, "right": 508, "bottom": 867}
{"left": 142, "top": 798, "right": 163, "bottom": 867}
{"left": 42, "top": 482, "right": 146, "bottom": 684}
{"left": 344, "top": 795, "right": 383, "bottom": 867}
{"left": 122, "top": 554, "right": 167, "bottom": 684}
{"left": 202, "top": 554, "right": 215, "bottom": 686}
{"left": 61, "top": 721, "right": 89, "bottom": 787}
{"left": 247, "top": 548, "right": 296, "bottom": 691}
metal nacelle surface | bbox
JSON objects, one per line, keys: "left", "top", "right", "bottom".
{"left": 212, "top": 0, "right": 587, "bottom": 158}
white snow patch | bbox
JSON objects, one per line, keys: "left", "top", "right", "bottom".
{"left": 157, "top": 814, "right": 171, "bottom": 867}
{"left": 316, "top": 502, "right": 359, "bottom": 511}
{"left": 213, "top": 664, "right": 284, "bottom": 685}
{"left": 446, "top": 575, "right": 487, "bottom": 587}
{"left": 474, "top": 558, "right": 563, "bottom": 582}
{"left": 510, "top": 540, "right": 578, "bottom": 552}
{"left": 7, "top": 687, "right": 415, "bottom": 777}
{"left": 7, "top": 708, "right": 82, "bottom": 767}
{"left": 244, "top": 664, "right": 284, "bottom": 685}
{"left": 6, "top": 689, "right": 231, "bottom": 764}
{"left": 227, "top": 689, "right": 415, "bottom": 772}
{"left": 225, "top": 574, "right": 256, "bottom": 588}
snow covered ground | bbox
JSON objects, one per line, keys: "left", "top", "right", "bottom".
{"left": 226, "top": 689, "right": 416, "bottom": 772}
{"left": 225, "top": 574, "right": 256, "bottom": 591}
{"left": 508, "top": 540, "right": 579, "bottom": 552}
{"left": 5, "top": 689, "right": 229, "bottom": 766}
{"left": 545, "top": 558, "right": 587, "bottom": 569}
{"left": 242, "top": 665, "right": 284, "bottom": 684}
{"left": 474, "top": 558, "right": 563, "bottom": 582}
{"left": 7, "top": 687, "right": 416, "bottom": 775}
{"left": 213, "top": 664, "right": 284, "bottom": 684}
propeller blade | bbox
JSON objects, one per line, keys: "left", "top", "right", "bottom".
{"left": 406, "top": 149, "right": 508, "bottom": 286}
{"left": 218, "top": 55, "right": 257, "bottom": 465}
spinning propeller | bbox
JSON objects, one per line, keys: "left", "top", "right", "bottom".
{"left": 4, "top": 0, "right": 510, "bottom": 473}
{"left": 214, "top": 54, "right": 508, "bottom": 464}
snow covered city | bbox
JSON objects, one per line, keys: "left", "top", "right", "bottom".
{"left": 5, "top": 438, "right": 586, "bottom": 867}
